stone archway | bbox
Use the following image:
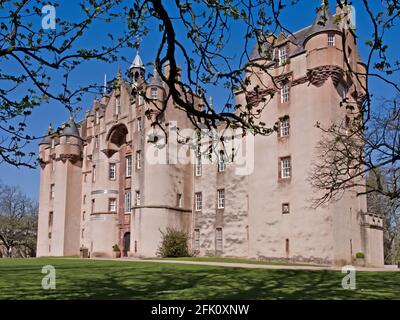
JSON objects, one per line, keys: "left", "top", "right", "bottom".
{"left": 102, "top": 123, "right": 129, "bottom": 158}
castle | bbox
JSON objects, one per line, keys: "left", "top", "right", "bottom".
{"left": 37, "top": 4, "right": 384, "bottom": 266}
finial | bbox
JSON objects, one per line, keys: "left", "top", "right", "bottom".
{"left": 321, "top": 0, "right": 328, "bottom": 7}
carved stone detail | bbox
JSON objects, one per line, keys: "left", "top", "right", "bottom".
{"left": 306, "top": 65, "right": 344, "bottom": 87}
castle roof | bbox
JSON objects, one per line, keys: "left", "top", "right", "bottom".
{"left": 250, "top": 5, "right": 340, "bottom": 61}
{"left": 305, "top": 4, "right": 340, "bottom": 42}
{"left": 149, "top": 68, "right": 164, "bottom": 87}
{"left": 130, "top": 52, "right": 144, "bottom": 70}
{"left": 61, "top": 118, "right": 81, "bottom": 138}
{"left": 38, "top": 126, "right": 54, "bottom": 145}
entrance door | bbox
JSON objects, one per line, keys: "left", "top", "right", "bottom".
{"left": 123, "top": 232, "right": 131, "bottom": 257}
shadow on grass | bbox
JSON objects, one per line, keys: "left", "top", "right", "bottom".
{"left": 0, "top": 258, "right": 399, "bottom": 300}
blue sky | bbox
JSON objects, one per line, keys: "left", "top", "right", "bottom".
{"left": 0, "top": 0, "right": 398, "bottom": 199}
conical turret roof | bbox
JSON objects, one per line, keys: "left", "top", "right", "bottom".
{"left": 39, "top": 125, "right": 54, "bottom": 145}
{"left": 305, "top": 4, "right": 340, "bottom": 42}
{"left": 149, "top": 68, "right": 164, "bottom": 87}
{"left": 129, "top": 52, "right": 144, "bottom": 70}
{"left": 61, "top": 118, "right": 81, "bottom": 138}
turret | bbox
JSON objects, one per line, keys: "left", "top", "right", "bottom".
{"left": 129, "top": 51, "right": 145, "bottom": 84}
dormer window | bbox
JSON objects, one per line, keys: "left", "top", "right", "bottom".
{"left": 328, "top": 33, "right": 335, "bottom": 47}
{"left": 151, "top": 88, "right": 158, "bottom": 100}
{"left": 278, "top": 46, "right": 287, "bottom": 65}
{"left": 115, "top": 97, "right": 120, "bottom": 115}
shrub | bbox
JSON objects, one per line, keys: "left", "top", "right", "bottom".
{"left": 112, "top": 244, "right": 120, "bottom": 252}
{"left": 356, "top": 252, "right": 365, "bottom": 259}
{"left": 157, "top": 228, "right": 190, "bottom": 258}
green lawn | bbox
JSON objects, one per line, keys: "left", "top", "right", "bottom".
{"left": 0, "top": 258, "right": 399, "bottom": 300}
{"left": 147, "top": 256, "right": 320, "bottom": 266}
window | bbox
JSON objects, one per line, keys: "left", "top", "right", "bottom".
{"left": 94, "top": 135, "right": 99, "bottom": 149}
{"left": 217, "top": 189, "right": 225, "bottom": 209}
{"left": 83, "top": 195, "right": 86, "bottom": 204}
{"left": 328, "top": 33, "right": 335, "bottom": 47}
{"left": 278, "top": 46, "right": 287, "bottom": 65}
{"left": 108, "top": 198, "right": 117, "bottom": 212}
{"left": 84, "top": 174, "right": 87, "bottom": 183}
{"left": 194, "top": 229, "right": 200, "bottom": 251}
{"left": 136, "top": 191, "right": 141, "bottom": 206}
{"left": 126, "top": 155, "right": 132, "bottom": 177}
{"left": 138, "top": 94, "right": 144, "bottom": 105}
{"left": 109, "top": 163, "right": 116, "bottom": 180}
{"left": 195, "top": 156, "right": 202, "bottom": 177}
{"left": 137, "top": 117, "right": 142, "bottom": 132}
{"left": 48, "top": 211, "right": 53, "bottom": 229}
{"left": 81, "top": 228, "right": 85, "bottom": 239}
{"left": 285, "top": 238, "right": 290, "bottom": 257}
{"left": 115, "top": 96, "right": 121, "bottom": 115}
{"left": 280, "top": 157, "right": 291, "bottom": 179}
{"left": 50, "top": 184, "right": 55, "bottom": 199}
{"left": 195, "top": 192, "right": 202, "bottom": 211}
{"left": 95, "top": 110, "right": 100, "bottom": 125}
{"left": 136, "top": 151, "right": 141, "bottom": 169}
{"left": 91, "top": 199, "right": 95, "bottom": 213}
{"left": 281, "top": 83, "right": 290, "bottom": 103}
{"left": 216, "top": 228, "right": 223, "bottom": 251}
{"left": 177, "top": 193, "right": 182, "bottom": 208}
{"left": 279, "top": 117, "right": 290, "bottom": 137}
{"left": 125, "top": 191, "right": 132, "bottom": 213}
{"left": 82, "top": 211, "right": 86, "bottom": 221}
{"left": 151, "top": 88, "right": 158, "bottom": 100}
{"left": 282, "top": 203, "right": 290, "bottom": 214}
{"left": 218, "top": 151, "right": 225, "bottom": 172}
{"left": 92, "top": 165, "right": 96, "bottom": 182}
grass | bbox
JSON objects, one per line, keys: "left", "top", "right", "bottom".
{"left": 0, "top": 258, "right": 399, "bottom": 300}
{"left": 146, "top": 256, "right": 320, "bottom": 266}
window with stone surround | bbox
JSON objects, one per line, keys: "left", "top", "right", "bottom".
{"left": 125, "top": 191, "right": 131, "bottom": 213}
{"left": 50, "top": 184, "right": 55, "bottom": 199}
{"left": 151, "top": 88, "right": 158, "bottom": 100}
{"left": 137, "top": 117, "right": 142, "bottom": 132}
{"left": 126, "top": 155, "right": 132, "bottom": 177}
{"left": 136, "top": 151, "right": 141, "bottom": 169}
{"left": 280, "top": 156, "right": 291, "bottom": 179}
{"left": 278, "top": 46, "right": 287, "bottom": 65}
{"left": 280, "top": 83, "right": 290, "bottom": 103}
{"left": 279, "top": 116, "right": 290, "bottom": 137}
{"left": 194, "top": 229, "right": 200, "bottom": 251}
{"left": 218, "top": 151, "right": 225, "bottom": 172}
{"left": 136, "top": 191, "right": 141, "bottom": 206}
{"left": 91, "top": 199, "right": 95, "bottom": 213}
{"left": 282, "top": 203, "right": 290, "bottom": 214}
{"left": 195, "top": 192, "right": 202, "bottom": 211}
{"left": 108, "top": 198, "right": 117, "bottom": 212}
{"left": 328, "top": 33, "right": 335, "bottom": 47}
{"left": 216, "top": 228, "right": 223, "bottom": 251}
{"left": 217, "top": 189, "right": 225, "bottom": 209}
{"left": 92, "top": 165, "right": 96, "bottom": 182}
{"left": 195, "top": 155, "right": 202, "bottom": 177}
{"left": 177, "top": 193, "right": 182, "bottom": 208}
{"left": 115, "top": 96, "right": 121, "bottom": 115}
{"left": 109, "top": 163, "right": 116, "bottom": 180}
